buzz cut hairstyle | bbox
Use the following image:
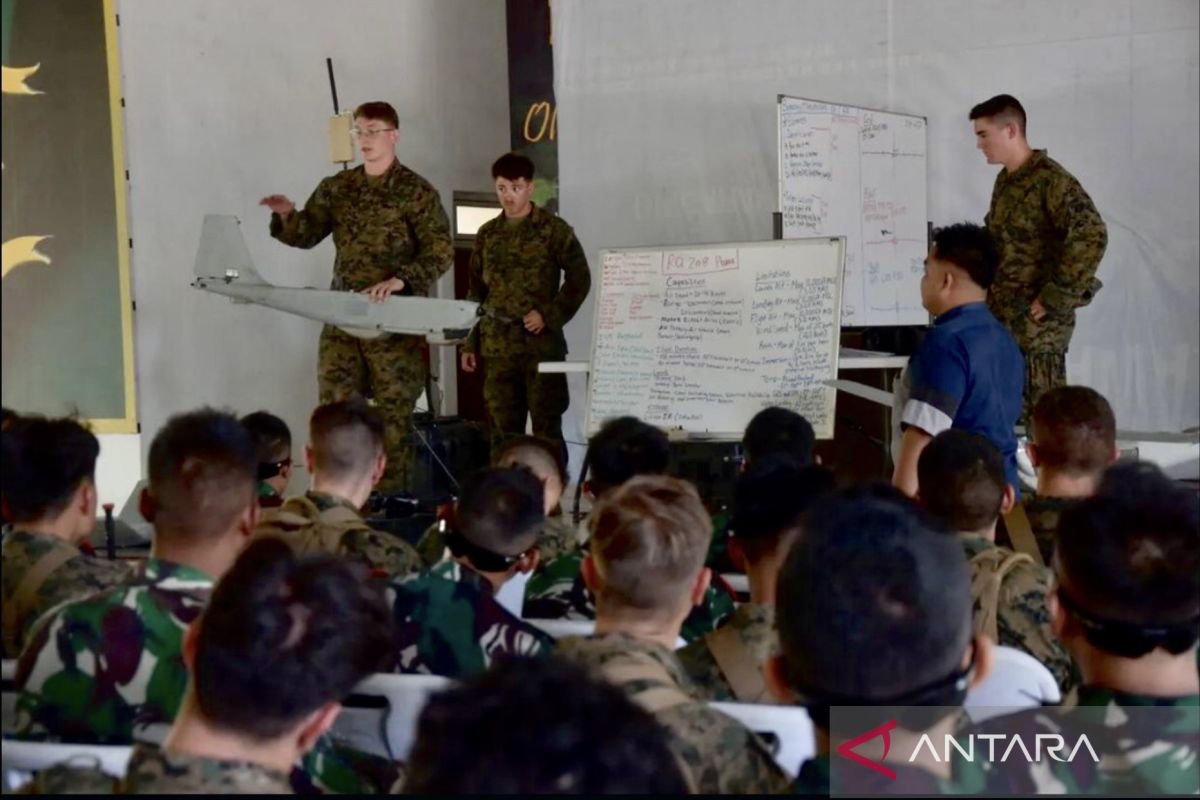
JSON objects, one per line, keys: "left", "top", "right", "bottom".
{"left": 496, "top": 435, "right": 568, "bottom": 490}
{"left": 969, "top": 94, "right": 1027, "bottom": 136}
{"left": 492, "top": 152, "right": 535, "bottom": 182}
{"left": 353, "top": 101, "right": 399, "bottom": 130}
{"left": 240, "top": 411, "right": 292, "bottom": 466}
{"left": 587, "top": 474, "right": 712, "bottom": 616}
{"left": 917, "top": 430, "right": 1008, "bottom": 533}
{"left": 147, "top": 408, "right": 258, "bottom": 542}
{"left": 1031, "top": 386, "right": 1117, "bottom": 476}
{"left": 308, "top": 399, "right": 385, "bottom": 483}
{"left": 456, "top": 467, "right": 546, "bottom": 557}
{"left": 742, "top": 406, "right": 817, "bottom": 464}
{"left": 931, "top": 222, "right": 1000, "bottom": 290}
{"left": 585, "top": 416, "right": 671, "bottom": 497}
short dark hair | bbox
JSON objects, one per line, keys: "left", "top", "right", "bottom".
{"left": 776, "top": 485, "right": 971, "bottom": 701}
{"left": 497, "top": 435, "right": 568, "bottom": 488}
{"left": 731, "top": 455, "right": 835, "bottom": 559}
{"left": 1031, "top": 386, "right": 1117, "bottom": 475}
{"left": 456, "top": 467, "right": 545, "bottom": 557}
{"left": 491, "top": 152, "right": 535, "bottom": 182}
{"left": 969, "top": 94, "right": 1027, "bottom": 136}
{"left": 404, "top": 655, "right": 688, "bottom": 794}
{"left": 0, "top": 416, "right": 99, "bottom": 523}
{"left": 353, "top": 101, "right": 398, "bottom": 129}
{"left": 931, "top": 222, "right": 1000, "bottom": 289}
{"left": 240, "top": 411, "right": 292, "bottom": 469}
{"left": 1055, "top": 462, "right": 1199, "bottom": 656}
{"left": 742, "top": 407, "right": 816, "bottom": 464}
{"left": 0, "top": 407, "right": 19, "bottom": 431}
{"left": 193, "top": 538, "right": 394, "bottom": 740}
{"left": 309, "top": 399, "right": 385, "bottom": 483}
{"left": 917, "top": 430, "right": 1007, "bottom": 533}
{"left": 147, "top": 408, "right": 258, "bottom": 541}
{"left": 585, "top": 416, "right": 670, "bottom": 497}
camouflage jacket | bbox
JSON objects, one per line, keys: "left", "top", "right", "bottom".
{"left": 555, "top": 633, "right": 789, "bottom": 794}
{"left": 976, "top": 687, "right": 1200, "bottom": 795}
{"left": 522, "top": 544, "right": 737, "bottom": 644}
{"left": 122, "top": 743, "right": 293, "bottom": 794}
{"left": 270, "top": 159, "right": 453, "bottom": 298}
{"left": 12, "top": 558, "right": 212, "bottom": 744}
{"left": 414, "top": 513, "right": 581, "bottom": 567}
{"left": 465, "top": 203, "right": 591, "bottom": 359}
{"left": 388, "top": 560, "right": 553, "bottom": 677}
{"left": 676, "top": 602, "right": 779, "bottom": 703}
{"left": 961, "top": 536, "right": 1078, "bottom": 692}
{"left": 255, "top": 491, "right": 422, "bottom": 578}
{"left": 1, "top": 530, "right": 132, "bottom": 658}
{"left": 257, "top": 481, "right": 284, "bottom": 509}
{"left": 984, "top": 149, "right": 1108, "bottom": 354}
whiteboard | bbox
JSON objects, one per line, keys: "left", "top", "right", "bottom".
{"left": 585, "top": 238, "right": 844, "bottom": 440}
{"left": 778, "top": 95, "right": 928, "bottom": 327}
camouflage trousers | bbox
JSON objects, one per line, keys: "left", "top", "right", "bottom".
{"left": 318, "top": 325, "right": 425, "bottom": 493}
{"left": 1021, "top": 351, "right": 1067, "bottom": 427}
{"left": 482, "top": 355, "right": 569, "bottom": 459}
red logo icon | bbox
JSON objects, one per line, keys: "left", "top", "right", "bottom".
{"left": 836, "top": 719, "right": 898, "bottom": 780}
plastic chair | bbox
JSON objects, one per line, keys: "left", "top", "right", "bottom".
{"left": 710, "top": 701, "right": 814, "bottom": 778}
{"left": 964, "top": 644, "right": 1061, "bottom": 723}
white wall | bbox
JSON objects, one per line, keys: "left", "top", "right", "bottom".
{"left": 553, "top": 0, "right": 1200, "bottom": 447}
{"left": 115, "top": 0, "right": 509, "bottom": 478}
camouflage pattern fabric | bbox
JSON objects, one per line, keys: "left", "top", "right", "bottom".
{"left": 464, "top": 205, "right": 590, "bottom": 454}
{"left": 961, "top": 536, "right": 1078, "bottom": 692}
{"left": 257, "top": 481, "right": 285, "bottom": 509}
{"left": 974, "top": 687, "right": 1200, "bottom": 795}
{"left": 482, "top": 356, "right": 570, "bottom": 457}
{"left": 255, "top": 491, "right": 422, "bottom": 579}
{"left": 12, "top": 558, "right": 211, "bottom": 744}
{"left": 270, "top": 160, "right": 453, "bottom": 493}
{"left": 414, "top": 513, "right": 580, "bottom": 567}
{"left": 555, "top": 632, "right": 790, "bottom": 794}
{"left": 15, "top": 757, "right": 121, "bottom": 794}
{"left": 122, "top": 743, "right": 292, "bottom": 794}
{"left": 295, "top": 737, "right": 404, "bottom": 795}
{"left": 676, "top": 602, "right": 779, "bottom": 703}
{"left": 1, "top": 530, "right": 132, "bottom": 658}
{"left": 997, "top": 493, "right": 1077, "bottom": 564}
{"left": 983, "top": 149, "right": 1107, "bottom": 421}
{"left": 522, "top": 545, "right": 737, "bottom": 644}
{"left": 1023, "top": 351, "right": 1068, "bottom": 427}
{"left": 388, "top": 560, "right": 553, "bottom": 677}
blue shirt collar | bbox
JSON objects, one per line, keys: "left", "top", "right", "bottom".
{"left": 933, "top": 301, "right": 989, "bottom": 326}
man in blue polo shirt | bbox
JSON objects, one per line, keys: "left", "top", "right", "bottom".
{"left": 893, "top": 223, "right": 1024, "bottom": 496}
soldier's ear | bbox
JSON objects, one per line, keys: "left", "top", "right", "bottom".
{"left": 371, "top": 451, "right": 387, "bottom": 487}
{"left": 1026, "top": 441, "right": 1042, "bottom": 468}
{"left": 581, "top": 554, "right": 601, "bottom": 593}
{"left": 296, "top": 703, "right": 342, "bottom": 754}
{"left": 999, "top": 484, "right": 1016, "bottom": 515}
{"left": 304, "top": 445, "right": 316, "bottom": 476}
{"left": 77, "top": 478, "right": 98, "bottom": 519}
{"left": 690, "top": 567, "right": 712, "bottom": 608}
{"left": 139, "top": 487, "right": 157, "bottom": 524}
{"left": 1109, "top": 444, "right": 1121, "bottom": 465}
{"left": 181, "top": 617, "right": 201, "bottom": 670}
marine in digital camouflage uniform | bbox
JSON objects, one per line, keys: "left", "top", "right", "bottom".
{"left": 676, "top": 602, "right": 779, "bottom": 703}
{"left": 266, "top": 108, "right": 453, "bottom": 493}
{"left": 388, "top": 560, "right": 554, "bottom": 677}
{"left": 555, "top": 633, "right": 789, "bottom": 794}
{"left": 415, "top": 512, "right": 579, "bottom": 567}
{"left": 962, "top": 535, "right": 1078, "bottom": 692}
{"left": 1, "top": 530, "right": 132, "bottom": 658}
{"left": 522, "top": 545, "right": 737, "bottom": 644}
{"left": 464, "top": 172, "right": 591, "bottom": 457}
{"left": 122, "top": 744, "right": 294, "bottom": 794}
{"left": 974, "top": 97, "right": 1107, "bottom": 423}
{"left": 974, "top": 688, "right": 1200, "bottom": 795}
{"left": 255, "top": 490, "right": 422, "bottom": 578}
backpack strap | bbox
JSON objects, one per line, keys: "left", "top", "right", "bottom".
{"left": 969, "top": 549, "right": 1035, "bottom": 641}
{"left": 3, "top": 543, "right": 79, "bottom": 654}
{"left": 705, "top": 623, "right": 769, "bottom": 704}
{"left": 602, "top": 658, "right": 694, "bottom": 714}
{"left": 1002, "top": 504, "right": 1045, "bottom": 566}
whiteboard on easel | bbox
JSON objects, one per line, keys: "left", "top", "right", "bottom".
{"left": 585, "top": 238, "right": 845, "bottom": 440}
{"left": 778, "top": 95, "right": 928, "bottom": 327}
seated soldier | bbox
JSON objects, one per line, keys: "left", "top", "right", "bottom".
{"left": 239, "top": 410, "right": 293, "bottom": 509}
{"left": 524, "top": 416, "right": 735, "bottom": 642}
{"left": 1012, "top": 385, "right": 1119, "bottom": 562}
{"left": 1, "top": 416, "right": 132, "bottom": 658}
{"left": 416, "top": 434, "right": 576, "bottom": 566}
{"left": 254, "top": 399, "right": 421, "bottom": 578}
{"left": 978, "top": 461, "right": 1199, "bottom": 795}
{"left": 707, "top": 406, "right": 817, "bottom": 571}
{"left": 556, "top": 475, "right": 789, "bottom": 794}
{"left": 390, "top": 467, "right": 553, "bottom": 676}
{"left": 765, "top": 485, "right": 995, "bottom": 794}
{"left": 679, "top": 455, "right": 834, "bottom": 702}
{"left": 917, "top": 429, "right": 1077, "bottom": 691}
{"left": 14, "top": 409, "right": 259, "bottom": 743}
{"left": 403, "top": 654, "right": 690, "bottom": 794}
{"left": 23, "top": 537, "right": 395, "bottom": 794}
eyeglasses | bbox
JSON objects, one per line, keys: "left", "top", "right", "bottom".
{"left": 352, "top": 127, "right": 395, "bottom": 139}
